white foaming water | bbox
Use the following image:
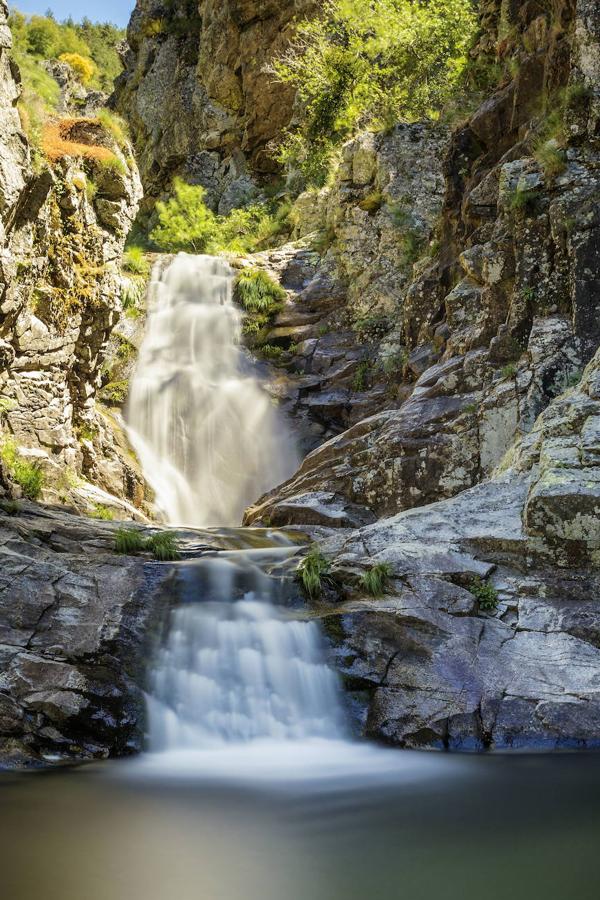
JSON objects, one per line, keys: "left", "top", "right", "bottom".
{"left": 126, "top": 253, "right": 298, "bottom": 527}
{"left": 146, "top": 556, "right": 348, "bottom": 761}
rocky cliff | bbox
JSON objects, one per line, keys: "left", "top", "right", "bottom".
{"left": 114, "top": 0, "right": 316, "bottom": 213}
{"left": 0, "top": 1, "right": 148, "bottom": 514}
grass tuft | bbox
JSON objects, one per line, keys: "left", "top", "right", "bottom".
{"left": 297, "top": 546, "right": 330, "bottom": 599}
{"left": 361, "top": 562, "right": 394, "bottom": 597}
{"left": 235, "top": 269, "right": 286, "bottom": 313}
{"left": 114, "top": 527, "right": 181, "bottom": 561}
{"left": 469, "top": 576, "right": 498, "bottom": 611}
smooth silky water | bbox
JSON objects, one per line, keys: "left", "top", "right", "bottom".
{"left": 2, "top": 254, "right": 599, "bottom": 899}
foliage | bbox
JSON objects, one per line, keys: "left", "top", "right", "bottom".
{"left": 235, "top": 269, "right": 286, "bottom": 313}
{"left": 0, "top": 439, "right": 45, "bottom": 500}
{"left": 259, "top": 343, "right": 285, "bottom": 361}
{"left": 91, "top": 504, "right": 114, "bottom": 521}
{"left": 115, "top": 527, "right": 181, "bottom": 561}
{"left": 59, "top": 52, "right": 96, "bottom": 85}
{"left": 96, "top": 108, "right": 130, "bottom": 150}
{"left": 273, "top": 0, "right": 477, "bottom": 183}
{"left": 150, "top": 180, "right": 292, "bottom": 255}
{"left": 352, "top": 361, "right": 371, "bottom": 392}
{"left": 361, "top": 562, "right": 394, "bottom": 597}
{"left": 150, "top": 180, "right": 219, "bottom": 254}
{"left": 469, "top": 576, "right": 498, "bottom": 611}
{"left": 0, "top": 398, "right": 17, "bottom": 417}
{"left": 501, "top": 363, "right": 517, "bottom": 379}
{"left": 100, "top": 380, "right": 129, "bottom": 407}
{"left": 533, "top": 139, "right": 566, "bottom": 179}
{"left": 41, "top": 118, "right": 119, "bottom": 165}
{"left": 297, "top": 546, "right": 331, "bottom": 599}
{"left": 123, "top": 246, "right": 150, "bottom": 277}
{"left": 0, "top": 499, "right": 20, "bottom": 516}
{"left": 509, "top": 185, "right": 540, "bottom": 215}
{"left": 9, "top": 10, "right": 125, "bottom": 93}
{"left": 146, "top": 531, "right": 181, "bottom": 562}
{"left": 115, "top": 528, "right": 146, "bottom": 555}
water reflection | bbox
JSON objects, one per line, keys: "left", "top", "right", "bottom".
{"left": 2, "top": 752, "right": 599, "bottom": 900}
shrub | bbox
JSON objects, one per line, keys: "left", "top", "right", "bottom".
{"left": 0, "top": 439, "right": 44, "bottom": 500}
{"left": 273, "top": 0, "right": 477, "bottom": 183}
{"left": 470, "top": 576, "right": 498, "bottom": 611}
{"left": 501, "top": 363, "right": 517, "bottom": 379}
{"left": 235, "top": 269, "right": 286, "bottom": 313}
{"left": 361, "top": 562, "right": 394, "bottom": 597}
{"left": 298, "top": 546, "right": 330, "bottom": 599}
{"left": 150, "top": 180, "right": 219, "bottom": 253}
{"left": 100, "top": 381, "right": 129, "bottom": 407}
{"left": 509, "top": 185, "right": 540, "bottom": 215}
{"left": 59, "top": 52, "right": 97, "bottom": 86}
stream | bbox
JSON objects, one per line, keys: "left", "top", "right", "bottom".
{"left": 1, "top": 254, "right": 599, "bottom": 899}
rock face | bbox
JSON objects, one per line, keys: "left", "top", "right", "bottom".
{"left": 114, "top": 0, "right": 316, "bottom": 212}
{"left": 239, "top": 0, "right": 600, "bottom": 749}
{"left": 0, "top": 4, "right": 148, "bottom": 513}
{"left": 0, "top": 503, "right": 173, "bottom": 766}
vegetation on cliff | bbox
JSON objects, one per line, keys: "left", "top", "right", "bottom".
{"left": 273, "top": 0, "right": 477, "bottom": 183}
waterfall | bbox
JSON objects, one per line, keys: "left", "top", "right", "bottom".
{"left": 127, "top": 252, "right": 348, "bottom": 767}
{"left": 126, "top": 253, "right": 298, "bottom": 528}
{"left": 147, "top": 554, "right": 347, "bottom": 751}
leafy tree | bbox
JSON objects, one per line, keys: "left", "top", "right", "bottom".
{"left": 274, "top": 0, "right": 477, "bottom": 184}
{"left": 150, "top": 180, "right": 220, "bottom": 253}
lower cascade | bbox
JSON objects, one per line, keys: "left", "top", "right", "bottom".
{"left": 147, "top": 554, "right": 347, "bottom": 752}
{"left": 126, "top": 253, "right": 298, "bottom": 528}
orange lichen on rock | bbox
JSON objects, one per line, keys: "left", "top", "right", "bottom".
{"left": 42, "top": 118, "right": 116, "bottom": 164}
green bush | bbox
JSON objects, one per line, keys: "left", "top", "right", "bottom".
{"left": 150, "top": 180, "right": 219, "bottom": 253}
{"left": 0, "top": 439, "right": 45, "bottom": 500}
{"left": 298, "top": 546, "right": 331, "bottom": 599}
{"left": 235, "top": 269, "right": 286, "bottom": 313}
{"left": 91, "top": 504, "right": 114, "bottom": 521}
{"left": 470, "top": 576, "right": 498, "bottom": 611}
{"left": 273, "top": 0, "right": 476, "bottom": 184}
{"left": 361, "top": 562, "right": 394, "bottom": 597}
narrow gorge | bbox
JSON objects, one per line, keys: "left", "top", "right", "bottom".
{"left": 2, "top": 0, "right": 600, "bottom": 777}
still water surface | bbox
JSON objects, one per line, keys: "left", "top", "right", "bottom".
{"left": 1, "top": 749, "right": 599, "bottom": 900}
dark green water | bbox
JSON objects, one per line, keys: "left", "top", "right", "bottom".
{"left": 1, "top": 750, "right": 599, "bottom": 900}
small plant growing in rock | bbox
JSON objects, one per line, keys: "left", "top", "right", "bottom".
{"left": 501, "top": 363, "right": 517, "bottom": 379}
{"left": 470, "top": 576, "right": 498, "bottom": 611}
{"left": 146, "top": 531, "right": 181, "bottom": 562}
{"left": 91, "top": 504, "right": 114, "bottom": 521}
{"left": 115, "top": 528, "right": 146, "bottom": 555}
{"left": 0, "top": 499, "right": 20, "bottom": 516}
{"left": 533, "top": 139, "right": 566, "bottom": 179}
{"left": 115, "top": 528, "right": 181, "bottom": 561}
{"left": 509, "top": 185, "right": 540, "bottom": 215}
{"left": 123, "top": 246, "right": 150, "bottom": 277}
{"left": 298, "top": 546, "right": 330, "bottom": 599}
{"left": 359, "top": 191, "right": 383, "bottom": 214}
{"left": 565, "top": 370, "right": 582, "bottom": 389}
{"left": 0, "top": 439, "right": 44, "bottom": 500}
{"left": 352, "top": 361, "right": 371, "bottom": 392}
{"left": 361, "top": 562, "right": 394, "bottom": 597}
{"left": 235, "top": 269, "right": 286, "bottom": 313}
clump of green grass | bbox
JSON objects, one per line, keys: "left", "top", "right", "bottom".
{"left": 123, "top": 246, "right": 151, "bottom": 277}
{"left": 0, "top": 439, "right": 45, "bottom": 500}
{"left": 259, "top": 344, "right": 285, "bottom": 361}
{"left": 115, "top": 528, "right": 181, "bottom": 561}
{"left": 297, "top": 546, "right": 330, "bottom": 599}
{"left": 352, "top": 361, "right": 371, "bottom": 392}
{"left": 96, "top": 108, "right": 130, "bottom": 150}
{"left": 470, "top": 576, "right": 498, "bottom": 611}
{"left": 0, "top": 499, "right": 20, "bottom": 516}
{"left": 359, "top": 191, "right": 383, "bottom": 214}
{"left": 235, "top": 269, "right": 286, "bottom": 313}
{"left": 501, "top": 363, "right": 517, "bottom": 379}
{"left": 533, "top": 139, "right": 566, "bottom": 179}
{"left": 146, "top": 531, "right": 181, "bottom": 562}
{"left": 361, "top": 562, "right": 394, "bottom": 597}
{"left": 509, "top": 185, "right": 540, "bottom": 215}
{"left": 115, "top": 527, "right": 146, "bottom": 555}
{"left": 91, "top": 504, "right": 114, "bottom": 521}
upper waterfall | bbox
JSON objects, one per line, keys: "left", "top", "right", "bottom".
{"left": 126, "top": 254, "right": 298, "bottom": 527}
